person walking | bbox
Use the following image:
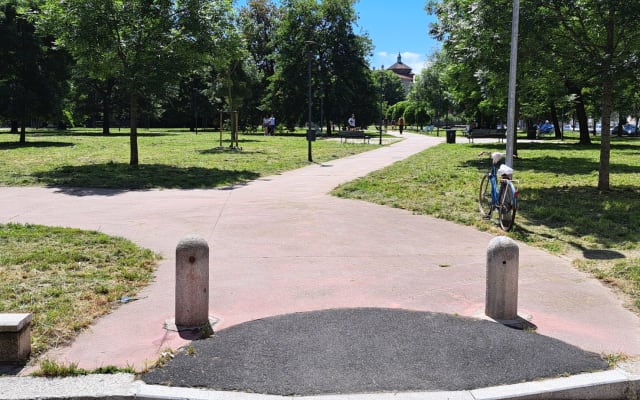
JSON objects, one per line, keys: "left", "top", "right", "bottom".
{"left": 268, "top": 115, "right": 276, "bottom": 136}
{"left": 348, "top": 114, "right": 356, "bottom": 131}
{"left": 398, "top": 116, "right": 405, "bottom": 134}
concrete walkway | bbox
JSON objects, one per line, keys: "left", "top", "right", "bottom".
{"left": 2, "top": 131, "right": 640, "bottom": 396}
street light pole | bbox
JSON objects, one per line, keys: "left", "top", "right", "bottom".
{"left": 506, "top": 0, "right": 520, "bottom": 168}
{"left": 379, "top": 65, "right": 384, "bottom": 145}
{"left": 305, "top": 41, "right": 316, "bottom": 162}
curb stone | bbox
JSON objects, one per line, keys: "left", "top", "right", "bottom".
{"left": 1, "top": 362, "right": 639, "bottom": 400}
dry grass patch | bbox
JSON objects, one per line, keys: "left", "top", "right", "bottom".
{"left": 0, "top": 223, "right": 159, "bottom": 356}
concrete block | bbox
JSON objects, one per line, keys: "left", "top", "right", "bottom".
{"left": 0, "top": 313, "right": 32, "bottom": 363}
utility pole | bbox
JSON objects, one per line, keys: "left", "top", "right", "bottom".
{"left": 305, "top": 41, "right": 316, "bottom": 162}
{"left": 506, "top": 0, "right": 520, "bottom": 168}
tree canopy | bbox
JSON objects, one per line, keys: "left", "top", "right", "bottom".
{"left": 39, "top": 0, "right": 241, "bottom": 164}
{"left": 266, "top": 0, "right": 375, "bottom": 132}
{"left": 427, "top": 0, "right": 640, "bottom": 190}
{"left": 0, "top": 0, "right": 70, "bottom": 141}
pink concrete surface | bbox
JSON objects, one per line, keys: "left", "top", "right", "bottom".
{"left": 1, "top": 132, "right": 640, "bottom": 373}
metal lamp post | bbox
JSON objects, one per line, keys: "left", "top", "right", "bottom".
{"left": 305, "top": 41, "right": 316, "bottom": 162}
{"left": 506, "top": 0, "right": 520, "bottom": 167}
{"left": 379, "top": 65, "right": 384, "bottom": 145}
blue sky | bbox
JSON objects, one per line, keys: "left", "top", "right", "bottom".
{"left": 353, "top": 0, "right": 440, "bottom": 74}
{"left": 234, "top": 0, "right": 440, "bottom": 74}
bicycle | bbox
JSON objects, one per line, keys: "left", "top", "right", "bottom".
{"left": 478, "top": 152, "right": 518, "bottom": 231}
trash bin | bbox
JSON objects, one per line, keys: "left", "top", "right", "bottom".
{"left": 527, "top": 128, "right": 537, "bottom": 140}
{"left": 306, "top": 128, "right": 317, "bottom": 142}
{"left": 446, "top": 129, "right": 456, "bottom": 144}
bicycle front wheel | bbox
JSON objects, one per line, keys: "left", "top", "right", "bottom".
{"left": 478, "top": 174, "right": 493, "bottom": 217}
{"left": 498, "top": 181, "right": 517, "bottom": 231}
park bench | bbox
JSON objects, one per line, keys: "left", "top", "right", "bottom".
{"left": 466, "top": 128, "right": 506, "bottom": 143}
{"left": 339, "top": 130, "right": 371, "bottom": 144}
{"left": 0, "top": 313, "right": 32, "bottom": 363}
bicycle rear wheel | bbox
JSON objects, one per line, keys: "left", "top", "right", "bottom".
{"left": 498, "top": 181, "right": 517, "bottom": 231}
{"left": 478, "top": 174, "right": 493, "bottom": 217}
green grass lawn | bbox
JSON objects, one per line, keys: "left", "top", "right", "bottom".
{"left": 0, "top": 127, "right": 383, "bottom": 188}
{"left": 333, "top": 131, "right": 640, "bottom": 311}
{"left": 0, "top": 127, "right": 386, "bottom": 368}
{"left": 0, "top": 223, "right": 159, "bottom": 358}
{"left": 2, "top": 127, "right": 640, "bottom": 369}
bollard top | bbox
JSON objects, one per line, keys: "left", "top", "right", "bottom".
{"left": 177, "top": 235, "right": 209, "bottom": 251}
{"left": 487, "top": 236, "right": 519, "bottom": 252}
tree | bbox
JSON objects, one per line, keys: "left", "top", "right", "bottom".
{"left": 0, "top": 1, "right": 70, "bottom": 142}
{"left": 41, "top": 0, "right": 235, "bottom": 165}
{"left": 377, "top": 70, "right": 406, "bottom": 106}
{"left": 409, "top": 64, "right": 447, "bottom": 124}
{"left": 429, "top": 0, "right": 640, "bottom": 190}
{"left": 210, "top": 11, "right": 256, "bottom": 145}
{"left": 267, "top": 0, "right": 375, "bottom": 133}
{"left": 238, "top": 0, "right": 280, "bottom": 128}
{"left": 541, "top": 0, "right": 640, "bottom": 190}
{"left": 404, "top": 101, "right": 430, "bottom": 129}
{"left": 426, "top": 1, "right": 513, "bottom": 127}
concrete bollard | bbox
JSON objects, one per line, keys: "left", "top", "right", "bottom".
{"left": 175, "top": 236, "right": 209, "bottom": 328}
{"left": 485, "top": 236, "right": 519, "bottom": 321}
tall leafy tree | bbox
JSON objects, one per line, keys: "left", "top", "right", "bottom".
{"left": 238, "top": 0, "right": 280, "bottom": 128}
{"left": 426, "top": 0, "right": 513, "bottom": 127}
{"left": 540, "top": 0, "right": 640, "bottom": 190}
{"left": 209, "top": 8, "right": 255, "bottom": 144}
{"left": 378, "top": 69, "right": 406, "bottom": 107}
{"left": 267, "top": 0, "right": 375, "bottom": 133}
{"left": 428, "top": 0, "right": 640, "bottom": 191}
{"left": 409, "top": 62, "right": 447, "bottom": 124}
{"left": 40, "top": 0, "right": 235, "bottom": 165}
{"left": 0, "top": 1, "right": 70, "bottom": 142}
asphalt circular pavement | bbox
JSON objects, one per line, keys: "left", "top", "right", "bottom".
{"left": 141, "top": 308, "right": 608, "bottom": 396}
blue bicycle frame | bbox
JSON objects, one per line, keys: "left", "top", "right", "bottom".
{"left": 479, "top": 152, "right": 518, "bottom": 231}
{"left": 489, "top": 164, "right": 500, "bottom": 206}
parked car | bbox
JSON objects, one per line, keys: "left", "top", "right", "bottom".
{"left": 611, "top": 124, "right": 639, "bottom": 136}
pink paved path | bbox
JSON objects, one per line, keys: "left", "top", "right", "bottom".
{"left": 2, "top": 132, "right": 640, "bottom": 372}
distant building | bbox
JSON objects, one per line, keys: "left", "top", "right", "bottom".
{"left": 387, "top": 53, "right": 415, "bottom": 92}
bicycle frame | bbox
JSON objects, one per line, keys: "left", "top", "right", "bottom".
{"left": 478, "top": 152, "right": 518, "bottom": 231}
{"left": 491, "top": 166, "right": 518, "bottom": 207}
{"left": 489, "top": 164, "right": 500, "bottom": 208}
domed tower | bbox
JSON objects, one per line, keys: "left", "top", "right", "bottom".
{"left": 387, "top": 53, "right": 415, "bottom": 92}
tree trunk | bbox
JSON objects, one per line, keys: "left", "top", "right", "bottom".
{"left": 102, "top": 81, "right": 113, "bottom": 136}
{"left": 550, "top": 102, "right": 561, "bottom": 139}
{"left": 598, "top": 79, "right": 612, "bottom": 191}
{"left": 565, "top": 81, "right": 590, "bottom": 144}
{"left": 597, "top": 14, "right": 616, "bottom": 192}
{"left": 225, "top": 67, "right": 239, "bottom": 147}
{"left": 103, "top": 101, "right": 111, "bottom": 136}
{"left": 575, "top": 95, "right": 589, "bottom": 141}
{"left": 129, "top": 93, "right": 139, "bottom": 166}
{"left": 19, "top": 118, "right": 26, "bottom": 143}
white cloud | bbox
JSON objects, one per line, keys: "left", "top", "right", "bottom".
{"left": 400, "top": 52, "right": 429, "bottom": 74}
